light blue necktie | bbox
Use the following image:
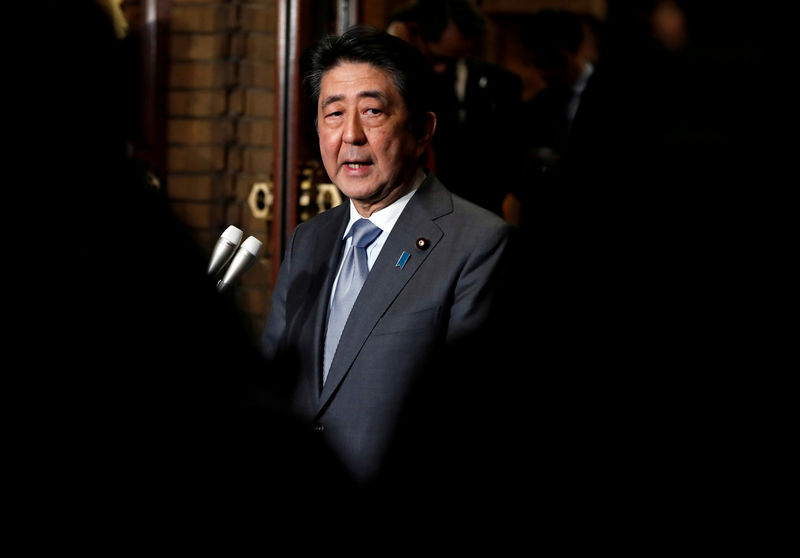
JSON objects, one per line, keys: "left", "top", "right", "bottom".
{"left": 323, "top": 218, "right": 382, "bottom": 384}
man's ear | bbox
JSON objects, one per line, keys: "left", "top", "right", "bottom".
{"left": 415, "top": 112, "right": 437, "bottom": 157}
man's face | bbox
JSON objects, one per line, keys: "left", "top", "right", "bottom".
{"left": 317, "top": 62, "right": 429, "bottom": 215}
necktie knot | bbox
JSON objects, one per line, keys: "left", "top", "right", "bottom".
{"left": 350, "top": 218, "right": 381, "bottom": 249}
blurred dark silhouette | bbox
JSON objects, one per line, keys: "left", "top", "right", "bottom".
{"left": 512, "top": 1, "right": 783, "bottom": 547}
{"left": 17, "top": 1, "right": 353, "bottom": 550}
{"left": 525, "top": 0, "right": 777, "bottom": 346}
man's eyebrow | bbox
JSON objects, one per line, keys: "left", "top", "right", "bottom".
{"left": 320, "top": 90, "right": 389, "bottom": 109}
{"left": 320, "top": 94, "right": 344, "bottom": 109}
{"left": 358, "top": 90, "right": 388, "bottom": 103}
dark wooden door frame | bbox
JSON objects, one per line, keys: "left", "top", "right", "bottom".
{"left": 271, "top": 0, "right": 359, "bottom": 286}
{"left": 122, "top": 0, "right": 170, "bottom": 186}
{"left": 272, "top": 0, "right": 301, "bottom": 287}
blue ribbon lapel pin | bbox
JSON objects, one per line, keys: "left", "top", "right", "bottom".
{"left": 396, "top": 251, "right": 411, "bottom": 269}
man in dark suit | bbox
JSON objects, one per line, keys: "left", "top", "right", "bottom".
{"left": 515, "top": 9, "right": 595, "bottom": 229}
{"left": 261, "top": 26, "right": 515, "bottom": 488}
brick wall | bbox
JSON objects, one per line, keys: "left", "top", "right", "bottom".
{"left": 166, "top": 0, "right": 277, "bottom": 340}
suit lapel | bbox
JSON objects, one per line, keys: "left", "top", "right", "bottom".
{"left": 298, "top": 205, "right": 348, "bottom": 408}
{"left": 317, "top": 176, "right": 452, "bottom": 412}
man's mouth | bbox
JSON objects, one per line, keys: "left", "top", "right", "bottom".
{"left": 344, "top": 161, "right": 372, "bottom": 169}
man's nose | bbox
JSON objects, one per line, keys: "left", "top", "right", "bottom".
{"left": 342, "top": 113, "right": 366, "bottom": 145}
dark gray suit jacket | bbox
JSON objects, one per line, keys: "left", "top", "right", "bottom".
{"left": 261, "top": 174, "right": 513, "bottom": 482}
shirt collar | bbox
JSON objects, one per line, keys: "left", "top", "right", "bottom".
{"left": 342, "top": 168, "right": 425, "bottom": 239}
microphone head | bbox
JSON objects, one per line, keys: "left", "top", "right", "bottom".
{"left": 240, "top": 235, "right": 263, "bottom": 256}
{"left": 221, "top": 225, "right": 244, "bottom": 244}
{"left": 217, "top": 236, "right": 263, "bottom": 291}
{"left": 207, "top": 225, "right": 244, "bottom": 276}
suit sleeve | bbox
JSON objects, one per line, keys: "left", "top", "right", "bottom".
{"left": 260, "top": 228, "right": 297, "bottom": 361}
{"left": 446, "top": 220, "right": 515, "bottom": 345}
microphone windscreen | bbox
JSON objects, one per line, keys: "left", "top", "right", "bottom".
{"left": 239, "top": 236, "right": 263, "bottom": 257}
{"left": 208, "top": 225, "right": 243, "bottom": 276}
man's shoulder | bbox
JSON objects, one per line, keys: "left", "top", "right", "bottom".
{"left": 419, "top": 174, "right": 507, "bottom": 231}
{"left": 451, "top": 193, "right": 509, "bottom": 230}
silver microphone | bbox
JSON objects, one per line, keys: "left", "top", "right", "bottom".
{"left": 217, "top": 236, "right": 263, "bottom": 292}
{"left": 208, "top": 225, "right": 243, "bottom": 276}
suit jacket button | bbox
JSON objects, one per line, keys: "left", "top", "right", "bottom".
{"left": 311, "top": 423, "right": 325, "bottom": 433}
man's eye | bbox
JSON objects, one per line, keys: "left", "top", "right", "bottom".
{"left": 364, "top": 108, "right": 382, "bottom": 115}
{"left": 326, "top": 111, "right": 342, "bottom": 118}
